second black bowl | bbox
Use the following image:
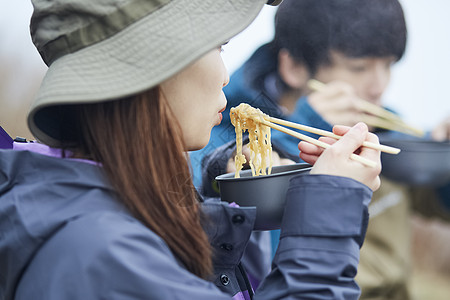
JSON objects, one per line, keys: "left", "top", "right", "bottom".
{"left": 379, "top": 135, "right": 450, "bottom": 187}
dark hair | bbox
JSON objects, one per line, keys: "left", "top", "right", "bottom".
{"left": 273, "top": 0, "right": 407, "bottom": 74}
{"left": 59, "top": 88, "right": 213, "bottom": 279}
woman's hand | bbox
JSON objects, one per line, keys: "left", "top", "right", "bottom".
{"left": 298, "top": 122, "right": 381, "bottom": 191}
{"left": 226, "top": 144, "right": 294, "bottom": 173}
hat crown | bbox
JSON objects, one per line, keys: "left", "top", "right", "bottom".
{"left": 30, "top": 0, "right": 170, "bottom": 65}
{"left": 27, "top": 0, "right": 270, "bottom": 146}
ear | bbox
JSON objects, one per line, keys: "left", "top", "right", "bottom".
{"left": 278, "top": 49, "right": 309, "bottom": 89}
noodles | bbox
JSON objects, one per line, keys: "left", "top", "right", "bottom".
{"left": 230, "top": 103, "right": 273, "bottom": 178}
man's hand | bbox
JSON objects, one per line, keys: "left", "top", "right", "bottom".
{"left": 431, "top": 115, "right": 450, "bottom": 142}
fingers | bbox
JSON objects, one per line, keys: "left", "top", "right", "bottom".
{"left": 334, "top": 123, "right": 381, "bottom": 168}
{"left": 319, "top": 136, "right": 338, "bottom": 145}
{"left": 226, "top": 156, "right": 236, "bottom": 173}
{"left": 332, "top": 124, "right": 352, "bottom": 136}
{"left": 298, "top": 137, "right": 337, "bottom": 166}
{"left": 242, "top": 145, "right": 251, "bottom": 161}
{"left": 298, "top": 141, "right": 320, "bottom": 165}
{"left": 432, "top": 130, "right": 449, "bottom": 142}
{"left": 431, "top": 115, "right": 450, "bottom": 141}
{"left": 298, "top": 141, "right": 322, "bottom": 155}
{"left": 306, "top": 122, "right": 381, "bottom": 191}
{"left": 298, "top": 134, "right": 349, "bottom": 166}
{"left": 299, "top": 152, "right": 319, "bottom": 165}
{"left": 332, "top": 122, "right": 368, "bottom": 155}
{"left": 298, "top": 137, "right": 337, "bottom": 155}
{"left": 372, "top": 175, "right": 381, "bottom": 192}
{"left": 358, "top": 131, "right": 381, "bottom": 162}
{"left": 308, "top": 81, "right": 364, "bottom": 127}
{"left": 271, "top": 151, "right": 281, "bottom": 166}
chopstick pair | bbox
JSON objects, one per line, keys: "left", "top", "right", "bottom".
{"left": 307, "top": 79, "right": 425, "bottom": 137}
{"left": 259, "top": 117, "right": 395, "bottom": 168}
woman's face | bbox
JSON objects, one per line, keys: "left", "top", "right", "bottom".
{"left": 315, "top": 51, "right": 396, "bottom": 106}
{"left": 160, "top": 48, "right": 229, "bottom": 151}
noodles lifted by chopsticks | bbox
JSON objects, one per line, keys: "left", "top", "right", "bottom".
{"left": 230, "top": 103, "right": 273, "bottom": 178}
{"left": 230, "top": 102, "right": 396, "bottom": 171}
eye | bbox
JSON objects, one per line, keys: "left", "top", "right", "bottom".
{"left": 348, "top": 64, "right": 367, "bottom": 73}
{"left": 219, "top": 41, "right": 229, "bottom": 53}
{"left": 349, "top": 64, "right": 367, "bottom": 73}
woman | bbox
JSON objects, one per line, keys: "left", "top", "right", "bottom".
{"left": 0, "top": 0, "right": 381, "bottom": 299}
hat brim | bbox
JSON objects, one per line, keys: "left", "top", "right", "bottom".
{"left": 28, "top": 0, "right": 267, "bottom": 146}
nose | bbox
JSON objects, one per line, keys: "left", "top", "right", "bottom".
{"left": 366, "top": 65, "right": 390, "bottom": 103}
{"left": 223, "top": 72, "right": 230, "bottom": 88}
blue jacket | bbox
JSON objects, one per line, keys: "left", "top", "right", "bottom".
{"left": 0, "top": 142, "right": 372, "bottom": 299}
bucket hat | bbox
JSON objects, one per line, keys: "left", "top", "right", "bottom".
{"left": 28, "top": 0, "right": 283, "bottom": 146}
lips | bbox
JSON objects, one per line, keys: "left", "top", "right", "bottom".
{"left": 217, "top": 105, "right": 226, "bottom": 124}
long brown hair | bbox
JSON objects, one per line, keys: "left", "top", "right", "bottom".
{"left": 68, "top": 87, "right": 213, "bottom": 278}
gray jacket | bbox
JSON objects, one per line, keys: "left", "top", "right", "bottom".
{"left": 0, "top": 144, "right": 372, "bottom": 299}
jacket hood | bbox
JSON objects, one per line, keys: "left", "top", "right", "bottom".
{"left": 0, "top": 144, "right": 123, "bottom": 299}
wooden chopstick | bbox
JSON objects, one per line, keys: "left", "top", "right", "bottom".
{"left": 360, "top": 115, "right": 424, "bottom": 137}
{"left": 309, "top": 79, "right": 403, "bottom": 122}
{"left": 260, "top": 119, "right": 377, "bottom": 168}
{"left": 266, "top": 116, "right": 400, "bottom": 154}
{"left": 307, "top": 79, "right": 424, "bottom": 137}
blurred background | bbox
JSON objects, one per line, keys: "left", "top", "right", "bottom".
{"left": 0, "top": 0, "right": 46, "bottom": 140}
{"left": 2, "top": 0, "right": 449, "bottom": 138}
{"left": 1, "top": 1, "right": 450, "bottom": 298}
{"left": 221, "top": 3, "right": 450, "bottom": 299}
{"left": 221, "top": 0, "right": 450, "bottom": 131}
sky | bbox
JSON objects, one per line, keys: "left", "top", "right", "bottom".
{"left": 0, "top": 1, "right": 43, "bottom": 65}
{"left": 1, "top": 0, "right": 450, "bottom": 132}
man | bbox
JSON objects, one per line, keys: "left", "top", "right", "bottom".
{"left": 195, "top": 1, "right": 413, "bottom": 298}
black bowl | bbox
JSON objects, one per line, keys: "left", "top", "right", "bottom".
{"left": 215, "top": 163, "right": 311, "bottom": 230}
{"left": 378, "top": 135, "right": 450, "bottom": 187}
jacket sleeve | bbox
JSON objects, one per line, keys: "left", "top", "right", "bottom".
{"left": 254, "top": 174, "right": 372, "bottom": 300}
